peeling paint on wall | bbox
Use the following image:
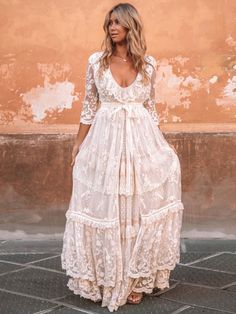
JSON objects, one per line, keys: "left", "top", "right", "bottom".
{"left": 0, "top": 0, "right": 236, "bottom": 126}
{"left": 21, "top": 80, "right": 78, "bottom": 121}
{"left": 0, "top": 63, "right": 15, "bottom": 81}
{"left": 155, "top": 58, "right": 202, "bottom": 109}
{"left": 37, "top": 63, "right": 72, "bottom": 81}
{"left": 226, "top": 35, "right": 236, "bottom": 50}
{"left": 216, "top": 76, "right": 236, "bottom": 108}
{"left": 209, "top": 76, "right": 218, "bottom": 85}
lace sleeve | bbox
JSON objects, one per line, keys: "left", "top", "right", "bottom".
{"left": 80, "top": 57, "right": 99, "bottom": 125}
{"left": 143, "top": 56, "right": 160, "bottom": 126}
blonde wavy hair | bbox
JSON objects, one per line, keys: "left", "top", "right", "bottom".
{"left": 98, "top": 3, "right": 153, "bottom": 84}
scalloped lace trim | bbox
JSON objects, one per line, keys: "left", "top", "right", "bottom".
{"left": 61, "top": 201, "right": 183, "bottom": 312}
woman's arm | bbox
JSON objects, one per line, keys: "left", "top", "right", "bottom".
{"left": 71, "top": 123, "right": 91, "bottom": 166}
{"left": 143, "top": 56, "right": 160, "bottom": 128}
{"left": 71, "top": 55, "right": 99, "bottom": 166}
{"left": 143, "top": 56, "right": 177, "bottom": 154}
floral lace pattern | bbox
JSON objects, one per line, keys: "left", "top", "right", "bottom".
{"left": 80, "top": 51, "right": 160, "bottom": 126}
{"left": 61, "top": 51, "right": 184, "bottom": 312}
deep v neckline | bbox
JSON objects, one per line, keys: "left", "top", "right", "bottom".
{"left": 108, "top": 65, "right": 139, "bottom": 90}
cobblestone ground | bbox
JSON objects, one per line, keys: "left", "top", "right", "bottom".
{"left": 0, "top": 239, "right": 236, "bottom": 314}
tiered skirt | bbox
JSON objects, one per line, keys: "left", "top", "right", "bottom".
{"left": 61, "top": 102, "right": 184, "bottom": 312}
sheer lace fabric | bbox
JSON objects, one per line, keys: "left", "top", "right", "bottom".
{"left": 61, "top": 51, "right": 184, "bottom": 312}
{"left": 80, "top": 51, "right": 159, "bottom": 125}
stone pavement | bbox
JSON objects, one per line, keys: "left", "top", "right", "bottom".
{"left": 0, "top": 239, "right": 236, "bottom": 314}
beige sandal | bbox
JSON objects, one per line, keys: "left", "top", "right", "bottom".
{"left": 127, "top": 291, "right": 144, "bottom": 304}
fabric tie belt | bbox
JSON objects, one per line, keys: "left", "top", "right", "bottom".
{"left": 100, "top": 101, "right": 144, "bottom": 118}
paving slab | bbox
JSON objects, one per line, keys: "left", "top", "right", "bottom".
{"left": 0, "top": 261, "right": 25, "bottom": 274}
{"left": 0, "top": 290, "right": 54, "bottom": 314}
{"left": 0, "top": 253, "right": 55, "bottom": 264}
{"left": 0, "top": 239, "right": 62, "bottom": 254}
{"left": 179, "top": 252, "right": 211, "bottom": 264}
{"left": 60, "top": 294, "right": 184, "bottom": 314}
{"left": 171, "top": 264, "right": 236, "bottom": 287}
{"left": 160, "top": 284, "right": 236, "bottom": 313}
{"left": 0, "top": 240, "right": 236, "bottom": 313}
{"left": 191, "top": 253, "right": 236, "bottom": 273}
{"left": 180, "top": 306, "right": 231, "bottom": 313}
{"left": 0, "top": 267, "right": 72, "bottom": 299}
{"left": 226, "top": 284, "right": 236, "bottom": 293}
{"left": 32, "top": 255, "right": 65, "bottom": 272}
{"left": 44, "top": 306, "right": 85, "bottom": 313}
{"left": 181, "top": 239, "right": 236, "bottom": 253}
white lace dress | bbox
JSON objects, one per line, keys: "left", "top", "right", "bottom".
{"left": 61, "top": 51, "right": 184, "bottom": 312}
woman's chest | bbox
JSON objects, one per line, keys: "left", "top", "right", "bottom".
{"left": 109, "top": 61, "right": 139, "bottom": 88}
{"left": 93, "top": 63, "right": 151, "bottom": 102}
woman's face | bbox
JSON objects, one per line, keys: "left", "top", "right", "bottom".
{"left": 108, "top": 12, "right": 128, "bottom": 44}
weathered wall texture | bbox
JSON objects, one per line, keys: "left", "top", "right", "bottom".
{"left": 0, "top": 0, "right": 236, "bottom": 239}
{"left": 0, "top": 0, "right": 236, "bottom": 127}
{"left": 0, "top": 133, "right": 235, "bottom": 239}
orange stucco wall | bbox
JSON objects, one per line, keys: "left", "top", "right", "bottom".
{"left": 0, "top": 0, "right": 236, "bottom": 127}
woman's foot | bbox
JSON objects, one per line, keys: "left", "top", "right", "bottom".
{"left": 127, "top": 291, "right": 143, "bottom": 304}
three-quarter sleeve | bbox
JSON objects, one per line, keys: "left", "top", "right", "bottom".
{"left": 80, "top": 57, "right": 99, "bottom": 125}
{"left": 143, "top": 56, "right": 160, "bottom": 126}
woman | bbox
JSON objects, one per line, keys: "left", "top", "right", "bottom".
{"left": 61, "top": 3, "right": 184, "bottom": 312}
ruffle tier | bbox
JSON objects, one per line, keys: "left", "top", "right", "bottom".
{"left": 61, "top": 103, "right": 184, "bottom": 312}
{"left": 61, "top": 196, "right": 183, "bottom": 312}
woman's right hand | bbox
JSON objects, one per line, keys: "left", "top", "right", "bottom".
{"left": 71, "top": 143, "right": 81, "bottom": 167}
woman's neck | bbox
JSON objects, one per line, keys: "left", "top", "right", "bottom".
{"left": 113, "top": 42, "right": 128, "bottom": 57}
